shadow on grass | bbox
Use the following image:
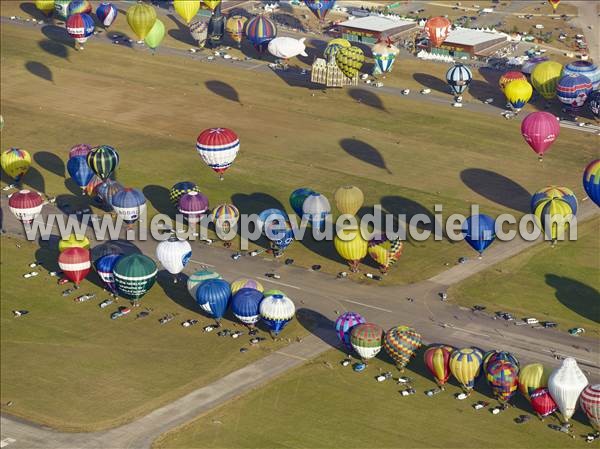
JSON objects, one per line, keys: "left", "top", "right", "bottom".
{"left": 41, "top": 24, "right": 70, "bottom": 44}
{"left": 91, "top": 240, "right": 141, "bottom": 263}
{"left": 295, "top": 307, "right": 342, "bottom": 350}
{"left": 106, "top": 31, "right": 134, "bottom": 48}
{"left": 20, "top": 2, "right": 49, "bottom": 21}
{"left": 413, "top": 72, "right": 450, "bottom": 96}
{"left": 347, "top": 88, "right": 387, "bottom": 112}
{"left": 64, "top": 177, "right": 83, "bottom": 196}
{"left": 34, "top": 151, "right": 65, "bottom": 178}
{"left": 143, "top": 184, "right": 174, "bottom": 216}
{"left": 22, "top": 166, "right": 46, "bottom": 194}
{"left": 545, "top": 274, "right": 600, "bottom": 324}
{"left": 25, "top": 61, "right": 53, "bottom": 83}
{"left": 460, "top": 168, "right": 531, "bottom": 213}
{"left": 205, "top": 80, "right": 242, "bottom": 105}
{"left": 166, "top": 13, "right": 197, "bottom": 46}
{"left": 38, "top": 39, "right": 70, "bottom": 60}
{"left": 339, "top": 138, "right": 391, "bottom": 174}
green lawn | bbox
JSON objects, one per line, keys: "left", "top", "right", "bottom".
{"left": 153, "top": 349, "right": 594, "bottom": 449}
{"left": 450, "top": 218, "right": 600, "bottom": 336}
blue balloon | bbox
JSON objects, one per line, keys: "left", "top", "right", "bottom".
{"left": 289, "top": 188, "right": 314, "bottom": 216}
{"left": 589, "top": 90, "right": 600, "bottom": 120}
{"left": 446, "top": 63, "right": 472, "bottom": 96}
{"left": 67, "top": 155, "right": 94, "bottom": 190}
{"left": 258, "top": 208, "right": 288, "bottom": 232}
{"left": 463, "top": 214, "right": 496, "bottom": 255}
{"left": 96, "top": 2, "right": 118, "bottom": 27}
{"left": 195, "top": 279, "right": 231, "bottom": 320}
{"left": 94, "top": 253, "right": 122, "bottom": 294}
{"left": 231, "top": 288, "right": 263, "bottom": 326}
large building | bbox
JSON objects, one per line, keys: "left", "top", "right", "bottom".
{"left": 337, "top": 16, "right": 418, "bottom": 45}
{"left": 426, "top": 28, "right": 509, "bottom": 58}
{"left": 310, "top": 58, "right": 358, "bottom": 88}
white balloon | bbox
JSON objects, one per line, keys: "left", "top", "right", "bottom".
{"left": 156, "top": 237, "right": 192, "bottom": 275}
{"left": 302, "top": 192, "right": 330, "bottom": 225}
{"left": 260, "top": 294, "right": 295, "bottom": 321}
{"left": 548, "top": 358, "right": 588, "bottom": 422}
{"left": 268, "top": 37, "right": 307, "bottom": 60}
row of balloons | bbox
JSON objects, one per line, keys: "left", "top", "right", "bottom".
{"left": 335, "top": 310, "right": 599, "bottom": 428}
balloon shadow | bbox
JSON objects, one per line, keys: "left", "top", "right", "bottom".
{"left": 380, "top": 195, "right": 439, "bottom": 244}
{"left": 143, "top": 185, "right": 174, "bottom": 216}
{"left": 460, "top": 168, "right": 531, "bottom": 213}
{"left": 205, "top": 80, "right": 241, "bottom": 105}
{"left": 106, "top": 31, "right": 134, "bottom": 48}
{"left": 20, "top": 2, "right": 48, "bottom": 21}
{"left": 469, "top": 79, "right": 504, "bottom": 109}
{"left": 34, "top": 151, "right": 65, "bottom": 178}
{"left": 295, "top": 308, "right": 342, "bottom": 350}
{"left": 64, "top": 178, "right": 83, "bottom": 196}
{"left": 41, "top": 24, "right": 70, "bottom": 43}
{"left": 157, "top": 271, "right": 200, "bottom": 314}
{"left": 297, "top": 228, "right": 346, "bottom": 266}
{"left": 25, "top": 61, "right": 53, "bottom": 83}
{"left": 22, "top": 166, "right": 46, "bottom": 194}
{"left": 347, "top": 88, "right": 387, "bottom": 112}
{"left": 55, "top": 194, "right": 92, "bottom": 228}
{"left": 38, "top": 39, "right": 70, "bottom": 60}
{"left": 339, "top": 138, "right": 391, "bottom": 174}
{"left": 166, "top": 14, "right": 197, "bottom": 46}
{"left": 271, "top": 12, "right": 307, "bottom": 33}
{"left": 413, "top": 72, "right": 449, "bottom": 95}
{"left": 545, "top": 275, "right": 600, "bottom": 324}
{"left": 34, "top": 235, "right": 61, "bottom": 273}
{"left": 91, "top": 240, "right": 141, "bottom": 263}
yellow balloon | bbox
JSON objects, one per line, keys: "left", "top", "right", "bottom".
{"left": 58, "top": 234, "right": 90, "bottom": 253}
{"left": 174, "top": 0, "right": 200, "bottom": 24}
{"left": 334, "top": 228, "right": 368, "bottom": 272}
{"left": 531, "top": 61, "right": 563, "bottom": 100}
{"left": 225, "top": 16, "right": 247, "bottom": 44}
{"left": 367, "top": 237, "right": 403, "bottom": 273}
{"left": 334, "top": 185, "right": 364, "bottom": 216}
{"left": 1, "top": 148, "right": 31, "bottom": 182}
{"left": 519, "top": 363, "right": 550, "bottom": 401}
{"left": 202, "top": 0, "right": 221, "bottom": 11}
{"left": 230, "top": 278, "right": 264, "bottom": 295}
{"left": 126, "top": 2, "right": 157, "bottom": 40}
{"left": 504, "top": 79, "right": 533, "bottom": 111}
{"left": 449, "top": 348, "right": 483, "bottom": 392}
{"left": 534, "top": 197, "right": 574, "bottom": 241}
{"left": 35, "top": 0, "right": 55, "bottom": 15}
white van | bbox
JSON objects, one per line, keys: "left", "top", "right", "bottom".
{"left": 524, "top": 317, "right": 539, "bottom": 325}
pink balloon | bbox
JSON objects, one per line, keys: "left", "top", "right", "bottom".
{"left": 521, "top": 112, "right": 560, "bottom": 160}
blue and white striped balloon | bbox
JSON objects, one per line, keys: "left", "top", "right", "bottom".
{"left": 260, "top": 293, "right": 295, "bottom": 336}
{"left": 446, "top": 63, "right": 473, "bottom": 96}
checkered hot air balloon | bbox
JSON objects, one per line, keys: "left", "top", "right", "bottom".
{"left": 424, "top": 345, "right": 454, "bottom": 387}
{"left": 383, "top": 325, "right": 422, "bottom": 371}
{"left": 8, "top": 190, "right": 43, "bottom": 224}
{"left": 530, "top": 387, "right": 558, "bottom": 418}
{"left": 350, "top": 323, "right": 383, "bottom": 362}
{"left": 486, "top": 359, "right": 519, "bottom": 403}
{"left": 170, "top": 181, "right": 200, "bottom": 205}
{"left": 556, "top": 74, "right": 593, "bottom": 113}
{"left": 335, "top": 46, "right": 364, "bottom": 79}
{"left": 231, "top": 288, "right": 264, "bottom": 327}
{"left": 335, "top": 312, "right": 366, "bottom": 350}
{"left": 87, "top": 145, "right": 119, "bottom": 180}
{"left": 58, "top": 247, "right": 91, "bottom": 286}
{"left": 113, "top": 254, "right": 157, "bottom": 302}
{"left": 583, "top": 159, "right": 600, "bottom": 208}
{"left": 196, "top": 128, "right": 239, "bottom": 179}
{"left": 580, "top": 384, "right": 600, "bottom": 430}
{"left": 367, "top": 234, "right": 404, "bottom": 274}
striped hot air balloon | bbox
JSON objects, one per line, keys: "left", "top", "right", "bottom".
{"left": 66, "top": 13, "right": 95, "bottom": 45}
{"left": 87, "top": 145, "right": 119, "bottom": 180}
{"left": 196, "top": 128, "right": 239, "bottom": 179}
{"left": 583, "top": 160, "right": 600, "bottom": 208}
{"left": 113, "top": 254, "right": 157, "bottom": 302}
{"left": 335, "top": 311, "right": 366, "bottom": 351}
{"left": 533, "top": 197, "right": 574, "bottom": 242}
{"left": 383, "top": 325, "right": 422, "bottom": 371}
{"left": 170, "top": 181, "right": 200, "bottom": 205}
{"left": 225, "top": 15, "right": 247, "bottom": 46}
{"left": 499, "top": 71, "right": 527, "bottom": 92}
{"left": 178, "top": 191, "right": 209, "bottom": 223}
{"left": 260, "top": 293, "right": 295, "bottom": 336}
{"left": 212, "top": 203, "right": 240, "bottom": 234}
{"left": 530, "top": 387, "right": 558, "bottom": 417}
{"left": 111, "top": 188, "right": 146, "bottom": 225}
{"left": 245, "top": 15, "right": 277, "bottom": 54}
{"left": 58, "top": 247, "right": 91, "bottom": 286}
{"left": 96, "top": 179, "right": 123, "bottom": 210}
{"left": 96, "top": 3, "right": 118, "bottom": 28}
{"left": 230, "top": 278, "right": 263, "bottom": 295}
{"left": 68, "top": 143, "right": 93, "bottom": 159}
{"left": 231, "top": 288, "right": 263, "bottom": 326}
{"left": 531, "top": 186, "right": 578, "bottom": 215}
{"left": 446, "top": 63, "right": 472, "bottom": 97}
{"left": 187, "top": 269, "right": 222, "bottom": 299}
{"left": 8, "top": 190, "right": 43, "bottom": 224}
{"left": 350, "top": 323, "right": 383, "bottom": 362}
{"left": 449, "top": 347, "right": 483, "bottom": 393}
{"left": 580, "top": 384, "right": 600, "bottom": 430}
{"left": 2, "top": 148, "right": 31, "bottom": 183}
{"left": 562, "top": 61, "right": 600, "bottom": 90}
{"left": 85, "top": 175, "right": 103, "bottom": 198}
{"left": 424, "top": 345, "right": 454, "bottom": 387}
{"left": 94, "top": 253, "right": 122, "bottom": 294}
{"left": 556, "top": 74, "right": 593, "bottom": 113}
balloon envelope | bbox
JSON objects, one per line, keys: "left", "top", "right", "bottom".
{"left": 111, "top": 188, "right": 146, "bottom": 225}
{"left": 289, "top": 188, "right": 315, "bottom": 217}
{"left": 144, "top": 18, "right": 165, "bottom": 50}
{"left": 486, "top": 359, "right": 519, "bottom": 403}
{"left": 245, "top": 15, "right": 277, "bottom": 53}
{"left": 8, "top": 190, "right": 43, "bottom": 223}
{"left": 1, "top": 148, "right": 31, "bottom": 182}
{"left": 580, "top": 384, "right": 600, "bottom": 430}
{"left": 520, "top": 111, "right": 560, "bottom": 159}
{"left": 449, "top": 348, "right": 483, "bottom": 391}
{"left": 463, "top": 214, "right": 495, "bottom": 255}
{"left": 350, "top": 323, "right": 383, "bottom": 360}
{"left": 335, "top": 46, "right": 364, "bottom": 79}
{"left": 548, "top": 357, "right": 588, "bottom": 422}
{"left": 334, "top": 185, "right": 364, "bottom": 216}
{"left": 531, "top": 387, "right": 558, "bottom": 417}
{"left": 268, "top": 37, "right": 307, "bottom": 60}
{"left": 231, "top": 288, "right": 263, "bottom": 326}
{"left": 424, "top": 16, "right": 451, "bottom": 47}
{"left": 556, "top": 74, "right": 593, "bottom": 111}
{"left": 94, "top": 253, "right": 122, "bottom": 294}
{"left": 196, "top": 128, "right": 239, "bottom": 177}
{"left": 58, "top": 247, "right": 91, "bottom": 286}
{"left": 87, "top": 145, "right": 119, "bottom": 180}
{"left": 424, "top": 345, "right": 454, "bottom": 386}
{"left": 170, "top": 181, "right": 200, "bottom": 205}
{"left": 562, "top": 61, "right": 600, "bottom": 89}
{"left": 334, "top": 229, "right": 368, "bottom": 271}
{"left": 531, "top": 61, "right": 563, "bottom": 100}
{"left": 196, "top": 278, "right": 231, "bottom": 320}
{"left": 59, "top": 234, "right": 90, "bottom": 253}
{"left": 230, "top": 278, "right": 263, "bottom": 295}
{"left": 335, "top": 311, "right": 366, "bottom": 350}
{"left": 67, "top": 155, "right": 94, "bottom": 189}
{"left": 156, "top": 237, "right": 192, "bottom": 275}
{"left": 260, "top": 293, "right": 295, "bottom": 335}
{"left": 126, "top": 2, "right": 157, "bottom": 40}
{"left": 531, "top": 186, "right": 577, "bottom": 215}
{"left": 446, "top": 64, "right": 472, "bottom": 96}
{"left": 66, "top": 13, "right": 95, "bottom": 44}
{"left": 383, "top": 325, "right": 422, "bottom": 369}
{"left": 187, "top": 269, "right": 221, "bottom": 298}
{"left": 504, "top": 79, "right": 533, "bottom": 111}
{"left": 519, "top": 363, "right": 550, "bottom": 401}
{"left": 96, "top": 3, "right": 118, "bottom": 28}
{"left": 583, "top": 159, "right": 600, "bottom": 208}
{"left": 174, "top": 0, "right": 199, "bottom": 24}
{"left": 114, "top": 254, "right": 157, "bottom": 301}
{"left": 499, "top": 71, "right": 527, "bottom": 92}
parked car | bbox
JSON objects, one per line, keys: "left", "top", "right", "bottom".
{"left": 568, "top": 327, "right": 585, "bottom": 336}
{"left": 542, "top": 321, "right": 558, "bottom": 328}
{"left": 523, "top": 317, "right": 539, "bottom": 325}
{"left": 74, "top": 293, "right": 96, "bottom": 303}
{"left": 99, "top": 299, "right": 113, "bottom": 309}
{"left": 111, "top": 306, "right": 131, "bottom": 320}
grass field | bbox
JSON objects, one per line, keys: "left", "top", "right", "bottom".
{"left": 450, "top": 217, "right": 600, "bottom": 336}
{"left": 153, "top": 348, "right": 594, "bottom": 449}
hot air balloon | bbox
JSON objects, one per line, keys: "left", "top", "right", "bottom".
{"left": 260, "top": 293, "right": 295, "bottom": 336}
{"left": 504, "top": 79, "right": 533, "bottom": 111}
{"left": 289, "top": 188, "right": 315, "bottom": 217}
{"left": 302, "top": 192, "right": 330, "bottom": 228}
{"left": 304, "top": 0, "right": 335, "bottom": 21}
{"left": 67, "top": 155, "right": 94, "bottom": 191}
{"left": 583, "top": 160, "right": 600, "bottom": 207}
{"left": 449, "top": 347, "right": 483, "bottom": 393}
{"left": 54, "top": 0, "right": 70, "bottom": 20}
{"left": 187, "top": 269, "right": 221, "bottom": 298}
{"left": 245, "top": 15, "right": 277, "bottom": 55}
{"left": 590, "top": 91, "right": 600, "bottom": 120}
{"left": 94, "top": 253, "right": 122, "bottom": 295}
{"left": 169, "top": 181, "right": 200, "bottom": 206}
{"left": 96, "top": 179, "right": 123, "bottom": 210}
{"left": 85, "top": 175, "right": 103, "bottom": 199}
{"left": 35, "top": 0, "right": 55, "bottom": 16}
{"left": 96, "top": 2, "right": 117, "bottom": 28}
{"left": 372, "top": 38, "right": 399, "bottom": 76}
{"left": 178, "top": 191, "right": 209, "bottom": 223}
{"left": 556, "top": 74, "right": 593, "bottom": 113}
{"left": 531, "top": 186, "right": 578, "bottom": 215}
{"left": 521, "top": 56, "right": 548, "bottom": 76}
{"left": 531, "top": 387, "right": 558, "bottom": 418}
{"left": 91, "top": 241, "right": 139, "bottom": 263}
{"left": 58, "top": 234, "right": 90, "bottom": 252}
{"left": 230, "top": 278, "right": 263, "bottom": 295}
{"left": 156, "top": 236, "right": 192, "bottom": 281}
{"left": 113, "top": 254, "right": 157, "bottom": 302}
{"left": 268, "top": 37, "right": 307, "bottom": 61}
{"left": 531, "top": 60, "right": 563, "bottom": 100}
{"left": 262, "top": 289, "right": 284, "bottom": 298}
{"left": 111, "top": 188, "right": 147, "bottom": 225}
{"left": 212, "top": 203, "right": 240, "bottom": 234}
{"left": 446, "top": 63, "right": 472, "bottom": 98}
{"left": 424, "top": 16, "right": 451, "bottom": 47}
{"left": 195, "top": 278, "right": 231, "bottom": 322}
{"left": 533, "top": 196, "right": 574, "bottom": 242}
{"left": 520, "top": 111, "right": 560, "bottom": 161}
{"left": 482, "top": 349, "right": 519, "bottom": 372}
{"left": 334, "top": 311, "right": 366, "bottom": 351}
{"left": 86, "top": 145, "right": 119, "bottom": 180}
{"left": 58, "top": 247, "right": 91, "bottom": 286}
{"left": 367, "top": 234, "right": 403, "bottom": 274}
{"left": 336, "top": 46, "right": 364, "bottom": 79}
{"left": 334, "top": 185, "right": 364, "bottom": 216}
{"left": 548, "top": 357, "right": 588, "bottom": 423}
{"left": 548, "top": 0, "right": 560, "bottom": 12}
{"left": 462, "top": 214, "right": 496, "bottom": 256}
{"left": 174, "top": 0, "right": 199, "bottom": 24}
{"left": 126, "top": 2, "right": 157, "bottom": 40}
{"left": 562, "top": 61, "right": 600, "bottom": 90}
{"left": 68, "top": 143, "right": 92, "bottom": 158}
{"left": 144, "top": 18, "right": 165, "bottom": 51}
{"left": 265, "top": 219, "right": 295, "bottom": 256}
{"left": 499, "top": 71, "right": 527, "bottom": 92}
{"left": 334, "top": 228, "right": 368, "bottom": 272}
{"left": 519, "top": 363, "right": 551, "bottom": 401}
{"left": 350, "top": 323, "right": 383, "bottom": 362}
{"left": 580, "top": 384, "right": 600, "bottom": 430}
{"left": 486, "top": 359, "right": 519, "bottom": 403}
{"left": 225, "top": 15, "right": 247, "bottom": 46}
{"left": 8, "top": 190, "right": 44, "bottom": 224}
{"left": 196, "top": 127, "right": 239, "bottom": 179}
{"left": 66, "top": 13, "right": 95, "bottom": 48}
{"left": 1, "top": 148, "right": 31, "bottom": 183}
{"left": 189, "top": 19, "right": 208, "bottom": 47}
{"left": 257, "top": 208, "right": 288, "bottom": 232}
{"left": 383, "top": 325, "right": 422, "bottom": 371}
{"left": 67, "top": 0, "right": 91, "bottom": 15}
{"left": 424, "top": 345, "right": 454, "bottom": 388}
{"left": 207, "top": 5, "right": 224, "bottom": 46}
{"left": 231, "top": 288, "right": 263, "bottom": 327}
{"left": 203, "top": 0, "right": 221, "bottom": 11}
{"left": 323, "top": 38, "right": 350, "bottom": 63}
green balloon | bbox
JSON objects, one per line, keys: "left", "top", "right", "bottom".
{"left": 144, "top": 18, "right": 165, "bottom": 50}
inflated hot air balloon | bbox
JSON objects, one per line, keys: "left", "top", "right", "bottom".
{"left": 334, "top": 311, "right": 366, "bottom": 350}
{"left": 126, "top": 2, "right": 157, "bottom": 40}
{"left": 424, "top": 345, "right": 454, "bottom": 387}
{"left": 67, "top": 0, "right": 91, "bottom": 15}
{"left": 304, "top": 0, "right": 335, "bottom": 21}
{"left": 367, "top": 234, "right": 403, "bottom": 273}
{"left": 66, "top": 13, "right": 95, "bottom": 47}
{"left": 533, "top": 196, "right": 574, "bottom": 242}
{"left": 531, "top": 60, "right": 563, "bottom": 100}
{"left": 58, "top": 247, "right": 91, "bottom": 286}
{"left": 323, "top": 38, "right": 350, "bottom": 63}
{"left": 520, "top": 111, "right": 560, "bottom": 160}
{"left": 85, "top": 175, "right": 102, "bottom": 198}
{"left": 196, "top": 127, "right": 239, "bottom": 179}
{"left": 187, "top": 269, "right": 221, "bottom": 298}
{"left": 225, "top": 15, "right": 247, "bottom": 46}
{"left": 196, "top": 278, "right": 231, "bottom": 322}
{"left": 257, "top": 208, "right": 288, "bottom": 233}
{"left": 67, "top": 155, "right": 94, "bottom": 191}
{"left": 562, "top": 61, "right": 600, "bottom": 90}
{"left": 68, "top": 143, "right": 92, "bottom": 158}
{"left": 113, "top": 254, "right": 157, "bottom": 302}
{"left": 590, "top": 91, "right": 600, "bottom": 120}
{"left": 334, "top": 228, "right": 368, "bottom": 272}
{"left": 487, "top": 359, "right": 519, "bottom": 403}
{"left": 268, "top": 37, "right": 307, "bottom": 60}
{"left": 189, "top": 19, "right": 208, "bottom": 47}
{"left": 289, "top": 188, "right": 315, "bottom": 217}
{"left": 350, "top": 323, "right": 383, "bottom": 362}
{"left": 144, "top": 18, "right": 165, "bottom": 51}
{"left": 336, "top": 46, "right": 364, "bottom": 79}
{"left": 245, "top": 15, "right": 277, "bottom": 54}
{"left": 111, "top": 188, "right": 147, "bottom": 225}
{"left": 462, "top": 214, "right": 495, "bottom": 256}
{"left": 230, "top": 278, "right": 263, "bottom": 295}
{"left": 1, "top": 148, "right": 31, "bottom": 183}
{"left": 94, "top": 253, "right": 122, "bottom": 294}
{"left": 531, "top": 186, "right": 577, "bottom": 215}
{"left": 519, "top": 363, "right": 551, "bottom": 401}
{"left": 58, "top": 234, "right": 90, "bottom": 252}
{"left": 548, "top": 357, "right": 588, "bottom": 423}
{"left": 446, "top": 63, "right": 472, "bottom": 98}
{"left": 531, "top": 387, "right": 558, "bottom": 418}
{"left": 87, "top": 145, "right": 119, "bottom": 180}
{"left": 174, "top": 0, "right": 199, "bottom": 24}
{"left": 580, "top": 384, "right": 600, "bottom": 430}
{"left": 54, "top": 0, "right": 70, "bottom": 20}
{"left": 383, "top": 325, "right": 422, "bottom": 371}
{"left": 499, "top": 71, "right": 527, "bottom": 92}
{"left": 96, "top": 3, "right": 117, "bottom": 28}
{"left": 265, "top": 220, "right": 295, "bottom": 256}
{"left": 424, "top": 16, "right": 451, "bottom": 47}
{"left": 372, "top": 39, "right": 399, "bottom": 76}
{"left": 203, "top": 0, "right": 221, "bottom": 11}
{"left": 231, "top": 288, "right": 263, "bottom": 327}
{"left": 504, "top": 79, "right": 533, "bottom": 111}
{"left": 334, "top": 185, "right": 363, "bottom": 216}
{"left": 260, "top": 293, "right": 295, "bottom": 336}
{"left": 302, "top": 192, "right": 330, "bottom": 227}
{"left": 548, "top": 0, "right": 560, "bottom": 12}
{"left": 449, "top": 347, "right": 483, "bottom": 393}
{"left": 262, "top": 289, "right": 284, "bottom": 297}
{"left": 556, "top": 74, "right": 593, "bottom": 113}
{"left": 35, "top": 0, "right": 55, "bottom": 16}
{"left": 178, "top": 191, "right": 209, "bottom": 223}
{"left": 212, "top": 203, "right": 240, "bottom": 234}
{"left": 583, "top": 160, "right": 600, "bottom": 207}
{"left": 8, "top": 190, "right": 43, "bottom": 224}
{"left": 482, "top": 350, "right": 520, "bottom": 373}
{"left": 521, "top": 56, "right": 548, "bottom": 76}
{"left": 169, "top": 181, "right": 199, "bottom": 206}
{"left": 96, "top": 179, "right": 123, "bottom": 210}
{"left": 156, "top": 236, "right": 192, "bottom": 280}
{"left": 207, "top": 7, "right": 224, "bottom": 45}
